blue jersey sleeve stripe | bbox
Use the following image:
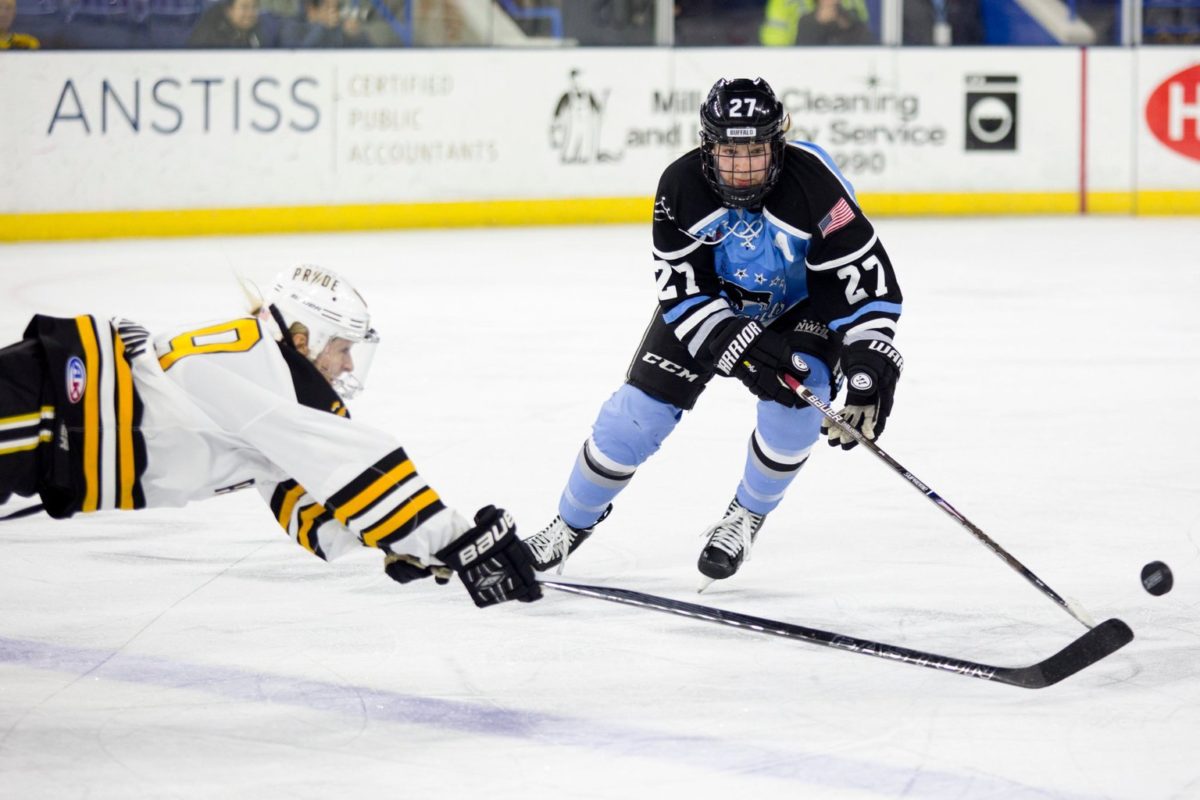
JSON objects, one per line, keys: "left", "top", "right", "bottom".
{"left": 662, "top": 295, "right": 711, "bottom": 324}
{"left": 829, "top": 301, "right": 903, "bottom": 331}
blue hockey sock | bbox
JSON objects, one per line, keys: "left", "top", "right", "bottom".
{"left": 735, "top": 363, "right": 831, "bottom": 516}
{"left": 559, "top": 384, "right": 681, "bottom": 529}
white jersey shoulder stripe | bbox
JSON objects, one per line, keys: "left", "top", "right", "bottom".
{"left": 652, "top": 237, "right": 705, "bottom": 261}
{"left": 806, "top": 232, "right": 879, "bottom": 271}
{"left": 686, "top": 309, "right": 734, "bottom": 357}
{"left": 762, "top": 208, "right": 812, "bottom": 240}
{"left": 674, "top": 297, "right": 731, "bottom": 338}
{"left": 687, "top": 207, "right": 728, "bottom": 237}
{"left": 843, "top": 317, "right": 897, "bottom": 345}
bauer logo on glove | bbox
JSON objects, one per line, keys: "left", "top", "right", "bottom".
{"left": 436, "top": 506, "right": 542, "bottom": 608}
{"left": 457, "top": 510, "right": 515, "bottom": 566}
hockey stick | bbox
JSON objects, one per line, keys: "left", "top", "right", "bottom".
{"left": 0, "top": 502, "right": 44, "bottom": 521}
{"left": 540, "top": 579, "right": 1133, "bottom": 689}
{"left": 782, "top": 374, "right": 1097, "bottom": 630}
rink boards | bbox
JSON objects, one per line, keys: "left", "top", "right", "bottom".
{"left": 0, "top": 46, "right": 1198, "bottom": 240}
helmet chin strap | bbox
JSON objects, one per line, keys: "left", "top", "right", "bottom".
{"left": 267, "top": 304, "right": 296, "bottom": 350}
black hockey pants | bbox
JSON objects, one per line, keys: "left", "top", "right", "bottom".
{"left": 0, "top": 338, "right": 49, "bottom": 507}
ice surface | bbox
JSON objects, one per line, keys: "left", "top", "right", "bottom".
{"left": 1, "top": 218, "right": 1198, "bottom": 799}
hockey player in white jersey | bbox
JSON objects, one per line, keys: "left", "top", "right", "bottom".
{"left": 0, "top": 266, "right": 541, "bottom": 608}
{"left": 524, "top": 77, "right": 905, "bottom": 590}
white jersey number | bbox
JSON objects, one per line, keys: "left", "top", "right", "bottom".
{"left": 654, "top": 261, "right": 700, "bottom": 301}
{"left": 836, "top": 255, "right": 888, "bottom": 305}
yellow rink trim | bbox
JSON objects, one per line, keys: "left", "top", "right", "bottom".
{"left": 0, "top": 198, "right": 653, "bottom": 242}
{"left": 1085, "top": 191, "right": 1200, "bottom": 215}
{"left": 2, "top": 191, "right": 1198, "bottom": 242}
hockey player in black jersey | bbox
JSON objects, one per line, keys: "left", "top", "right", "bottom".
{"left": 0, "top": 266, "right": 541, "bottom": 609}
{"left": 524, "top": 77, "right": 905, "bottom": 590}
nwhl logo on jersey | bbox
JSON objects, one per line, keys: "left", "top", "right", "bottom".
{"left": 457, "top": 510, "right": 516, "bottom": 565}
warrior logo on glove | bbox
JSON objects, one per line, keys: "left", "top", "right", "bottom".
{"left": 825, "top": 340, "right": 904, "bottom": 450}
{"left": 715, "top": 321, "right": 764, "bottom": 376}
{"left": 849, "top": 372, "right": 874, "bottom": 391}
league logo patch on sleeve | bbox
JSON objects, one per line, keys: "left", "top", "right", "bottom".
{"left": 818, "top": 197, "right": 856, "bottom": 238}
{"left": 65, "top": 356, "right": 86, "bottom": 404}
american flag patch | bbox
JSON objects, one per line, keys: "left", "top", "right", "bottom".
{"left": 818, "top": 197, "right": 855, "bottom": 237}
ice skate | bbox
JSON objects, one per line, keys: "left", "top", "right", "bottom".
{"left": 523, "top": 506, "right": 610, "bottom": 574}
{"left": 697, "top": 498, "right": 766, "bottom": 592}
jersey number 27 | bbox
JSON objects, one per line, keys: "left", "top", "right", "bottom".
{"left": 836, "top": 255, "right": 888, "bottom": 305}
{"left": 654, "top": 262, "right": 699, "bottom": 301}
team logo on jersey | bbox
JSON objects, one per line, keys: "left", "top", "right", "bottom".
{"left": 65, "top": 357, "right": 86, "bottom": 404}
{"left": 653, "top": 196, "right": 675, "bottom": 222}
{"left": 720, "top": 279, "right": 774, "bottom": 313}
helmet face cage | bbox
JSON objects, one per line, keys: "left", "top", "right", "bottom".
{"left": 699, "top": 78, "right": 788, "bottom": 209}
{"left": 269, "top": 265, "right": 379, "bottom": 400}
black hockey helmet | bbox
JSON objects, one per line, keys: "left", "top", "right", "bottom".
{"left": 699, "top": 77, "right": 788, "bottom": 209}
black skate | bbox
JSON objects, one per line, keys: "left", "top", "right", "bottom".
{"left": 523, "top": 506, "right": 611, "bottom": 574}
{"left": 697, "top": 498, "right": 766, "bottom": 591}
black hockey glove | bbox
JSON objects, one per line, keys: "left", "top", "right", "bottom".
{"left": 384, "top": 553, "right": 452, "bottom": 585}
{"left": 709, "top": 319, "right": 798, "bottom": 407}
{"left": 824, "top": 341, "right": 904, "bottom": 450}
{"left": 710, "top": 319, "right": 839, "bottom": 407}
{"left": 436, "top": 506, "right": 543, "bottom": 608}
{"left": 784, "top": 319, "right": 842, "bottom": 400}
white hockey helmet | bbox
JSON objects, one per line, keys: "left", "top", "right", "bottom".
{"left": 267, "top": 265, "right": 379, "bottom": 400}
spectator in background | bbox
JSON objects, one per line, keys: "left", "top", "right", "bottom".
{"left": 0, "top": 0, "right": 41, "bottom": 48}
{"left": 761, "top": 0, "right": 872, "bottom": 45}
{"left": 902, "top": 0, "right": 984, "bottom": 44}
{"left": 1144, "top": 2, "right": 1200, "bottom": 43}
{"left": 280, "top": 0, "right": 366, "bottom": 46}
{"left": 674, "top": 0, "right": 763, "bottom": 45}
{"left": 188, "top": 0, "right": 279, "bottom": 46}
{"left": 794, "top": 0, "right": 872, "bottom": 43}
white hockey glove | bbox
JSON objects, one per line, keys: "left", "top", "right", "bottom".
{"left": 824, "top": 341, "right": 903, "bottom": 450}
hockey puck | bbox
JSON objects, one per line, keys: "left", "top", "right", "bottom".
{"left": 1140, "top": 561, "right": 1174, "bottom": 596}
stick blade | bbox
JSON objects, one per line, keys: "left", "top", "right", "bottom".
{"left": 997, "top": 618, "right": 1134, "bottom": 689}
{"left": 541, "top": 580, "right": 1134, "bottom": 690}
